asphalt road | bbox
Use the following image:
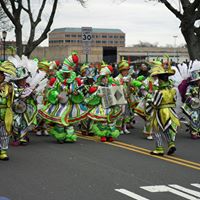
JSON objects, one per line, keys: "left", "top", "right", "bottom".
{"left": 0, "top": 117, "right": 200, "bottom": 200}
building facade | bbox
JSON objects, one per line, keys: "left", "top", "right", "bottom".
{"left": 31, "top": 46, "right": 189, "bottom": 64}
{"left": 49, "top": 27, "right": 125, "bottom": 48}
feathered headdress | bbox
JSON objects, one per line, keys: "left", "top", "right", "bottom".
{"left": 8, "top": 55, "right": 47, "bottom": 91}
{"left": 0, "top": 61, "right": 16, "bottom": 76}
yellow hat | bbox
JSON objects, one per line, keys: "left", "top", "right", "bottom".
{"left": 0, "top": 61, "right": 16, "bottom": 76}
{"left": 150, "top": 65, "right": 175, "bottom": 77}
{"left": 118, "top": 58, "right": 130, "bottom": 72}
{"left": 80, "top": 64, "right": 89, "bottom": 74}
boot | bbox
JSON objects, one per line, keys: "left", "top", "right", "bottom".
{"left": 191, "top": 132, "right": 199, "bottom": 139}
{"left": 167, "top": 142, "right": 176, "bottom": 155}
{"left": 123, "top": 124, "right": 130, "bottom": 134}
{"left": 0, "top": 150, "right": 9, "bottom": 161}
{"left": 19, "top": 137, "right": 28, "bottom": 145}
{"left": 42, "top": 130, "right": 49, "bottom": 136}
{"left": 100, "top": 136, "right": 107, "bottom": 142}
{"left": 150, "top": 147, "right": 164, "bottom": 156}
{"left": 107, "top": 137, "right": 114, "bottom": 142}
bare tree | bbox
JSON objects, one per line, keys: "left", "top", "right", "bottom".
{"left": 148, "top": 0, "right": 200, "bottom": 60}
{"left": 132, "top": 41, "right": 159, "bottom": 47}
{"left": 0, "top": 0, "right": 86, "bottom": 57}
{"left": 0, "top": 0, "right": 12, "bottom": 31}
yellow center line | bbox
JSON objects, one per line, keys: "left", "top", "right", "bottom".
{"left": 77, "top": 134, "right": 200, "bottom": 171}
{"left": 113, "top": 141, "right": 200, "bottom": 167}
{"left": 105, "top": 142, "right": 200, "bottom": 171}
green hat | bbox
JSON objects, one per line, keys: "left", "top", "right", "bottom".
{"left": 11, "top": 66, "right": 30, "bottom": 80}
{"left": 63, "top": 51, "right": 79, "bottom": 70}
{"left": 118, "top": 58, "right": 130, "bottom": 72}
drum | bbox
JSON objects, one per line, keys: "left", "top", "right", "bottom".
{"left": 13, "top": 100, "right": 27, "bottom": 114}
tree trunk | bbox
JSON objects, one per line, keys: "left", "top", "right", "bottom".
{"left": 182, "top": 28, "right": 200, "bottom": 60}
{"left": 181, "top": 9, "right": 200, "bottom": 60}
{"left": 15, "top": 26, "right": 23, "bottom": 57}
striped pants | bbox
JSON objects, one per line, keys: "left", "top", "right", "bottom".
{"left": 153, "top": 128, "right": 176, "bottom": 148}
{"left": 0, "top": 123, "right": 9, "bottom": 150}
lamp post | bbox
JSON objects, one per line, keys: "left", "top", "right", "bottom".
{"left": 173, "top": 35, "right": 178, "bottom": 64}
{"left": 2, "top": 31, "right": 7, "bottom": 61}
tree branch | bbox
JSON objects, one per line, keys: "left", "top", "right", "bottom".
{"left": 180, "top": 0, "right": 191, "bottom": 11}
{"left": 189, "top": 0, "right": 200, "bottom": 12}
{"left": 0, "top": 0, "right": 16, "bottom": 25}
{"left": 160, "top": 0, "right": 183, "bottom": 20}
{"left": 25, "top": 0, "right": 58, "bottom": 55}
{"left": 35, "top": 0, "right": 47, "bottom": 25}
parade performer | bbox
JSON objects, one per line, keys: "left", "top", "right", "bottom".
{"left": 38, "top": 51, "right": 89, "bottom": 143}
{"left": 79, "top": 65, "right": 97, "bottom": 135}
{"left": 86, "top": 66, "right": 122, "bottom": 142}
{"left": 180, "top": 61, "right": 200, "bottom": 139}
{"left": 146, "top": 62, "right": 180, "bottom": 155}
{"left": 132, "top": 73, "right": 158, "bottom": 140}
{"left": 36, "top": 59, "right": 60, "bottom": 136}
{"left": 115, "top": 59, "right": 133, "bottom": 134}
{"left": 8, "top": 55, "right": 45, "bottom": 145}
{"left": 0, "top": 61, "right": 16, "bottom": 160}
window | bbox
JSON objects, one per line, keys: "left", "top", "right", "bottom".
{"left": 96, "top": 41, "right": 101, "bottom": 43}
{"left": 65, "top": 34, "right": 70, "bottom": 37}
{"left": 114, "top": 35, "right": 118, "bottom": 38}
{"left": 102, "top": 35, "right": 107, "bottom": 38}
{"left": 78, "top": 35, "right": 81, "bottom": 37}
{"left": 109, "top": 35, "right": 113, "bottom": 38}
{"left": 71, "top": 35, "right": 77, "bottom": 37}
{"left": 108, "top": 41, "right": 113, "bottom": 44}
{"left": 115, "top": 41, "right": 118, "bottom": 44}
{"left": 120, "top": 35, "right": 124, "bottom": 39}
{"left": 65, "top": 40, "right": 70, "bottom": 43}
{"left": 102, "top": 41, "right": 107, "bottom": 44}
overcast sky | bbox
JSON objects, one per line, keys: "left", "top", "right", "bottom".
{"left": 6, "top": 0, "right": 186, "bottom": 47}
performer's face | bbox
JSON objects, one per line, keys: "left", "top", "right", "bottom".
{"left": 81, "top": 71, "right": 86, "bottom": 77}
{"left": 101, "top": 76, "right": 108, "bottom": 85}
{"left": 0, "top": 72, "right": 5, "bottom": 83}
{"left": 121, "top": 69, "right": 129, "bottom": 77}
{"left": 16, "top": 78, "right": 27, "bottom": 87}
{"left": 62, "top": 72, "right": 71, "bottom": 79}
{"left": 152, "top": 75, "right": 158, "bottom": 81}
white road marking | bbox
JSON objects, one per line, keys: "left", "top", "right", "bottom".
{"left": 169, "top": 184, "right": 200, "bottom": 198}
{"left": 115, "top": 189, "right": 149, "bottom": 200}
{"left": 140, "top": 185, "right": 200, "bottom": 200}
{"left": 191, "top": 184, "right": 200, "bottom": 189}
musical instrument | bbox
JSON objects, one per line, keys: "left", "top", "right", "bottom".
{"left": 98, "top": 85, "right": 127, "bottom": 108}
{"left": 13, "top": 100, "right": 27, "bottom": 114}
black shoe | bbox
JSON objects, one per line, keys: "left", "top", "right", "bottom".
{"left": 167, "top": 146, "right": 176, "bottom": 155}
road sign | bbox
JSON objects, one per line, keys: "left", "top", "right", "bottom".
{"left": 81, "top": 27, "right": 92, "bottom": 55}
{"left": 82, "top": 27, "right": 92, "bottom": 42}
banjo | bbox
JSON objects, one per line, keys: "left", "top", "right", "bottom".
{"left": 13, "top": 100, "right": 27, "bottom": 114}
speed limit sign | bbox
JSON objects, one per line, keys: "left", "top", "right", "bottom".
{"left": 81, "top": 27, "right": 92, "bottom": 42}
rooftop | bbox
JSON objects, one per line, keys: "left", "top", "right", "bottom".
{"left": 51, "top": 27, "right": 124, "bottom": 34}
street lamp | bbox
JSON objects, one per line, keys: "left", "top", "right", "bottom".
{"left": 173, "top": 35, "right": 178, "bottom": 64}
{"left": 2, "top": 31, "right": 7, "bottom": 61}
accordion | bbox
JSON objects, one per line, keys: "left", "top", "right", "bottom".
{"left": 98, "top": 85, "right": 127, "bottom": 108}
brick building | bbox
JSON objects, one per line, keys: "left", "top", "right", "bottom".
{"left": 49, "top": 27, "right": 125, "bottom": 48}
